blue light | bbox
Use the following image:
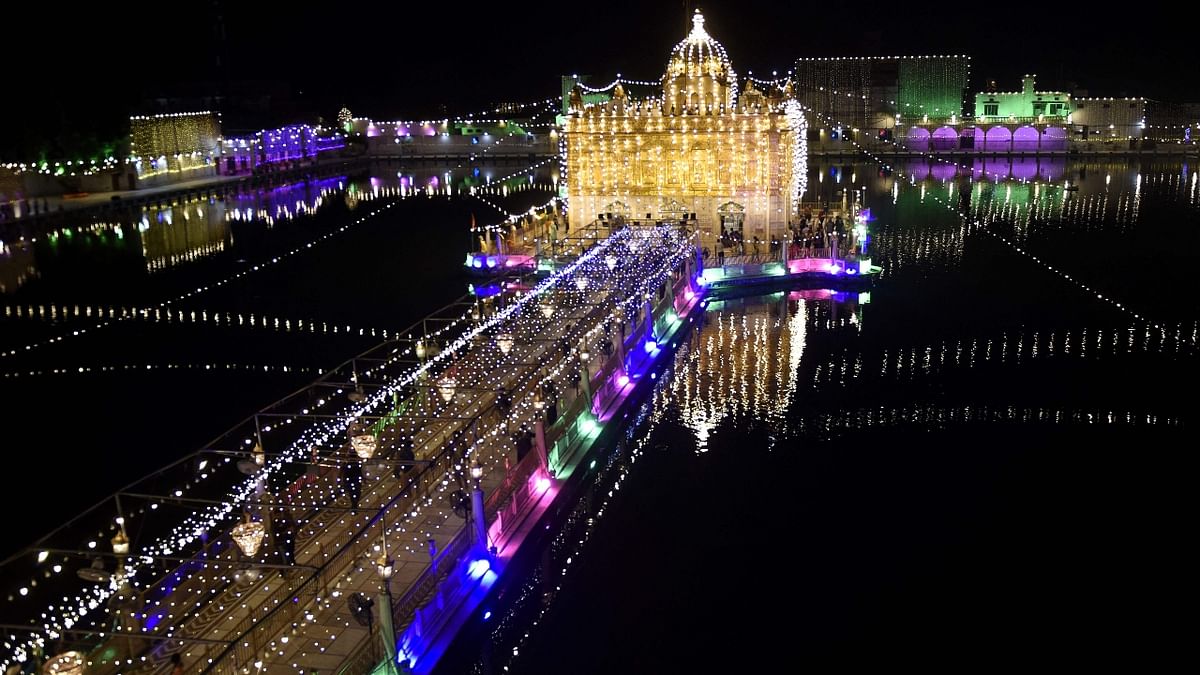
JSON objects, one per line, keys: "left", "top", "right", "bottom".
{"left": 468, "top": 558, "right": 491, "bottom": 579}
{"left": 644, "top": 340, "right": 658, "bottom": 353}
{"left": 472, "top": 258, "right": 483, "bottom": 269}
{"left": 485, "top": 258, "right": 497, "bottom": 268}
{"left": 483, "top": 610, "right": 492, "bottom": 620}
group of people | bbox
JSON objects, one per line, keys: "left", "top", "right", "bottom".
{"left": 786, "top": 212, "right": 855, "bottom": 259}
{"left": 710, "top": 211, "right": 859, "bottom": 264}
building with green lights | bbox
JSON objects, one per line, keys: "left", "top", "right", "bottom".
{"left": 791, "top": 55, "right": 971, "bottom": 130}
{"left": 974, "top": 75, "right": 1070, "bottom": 123}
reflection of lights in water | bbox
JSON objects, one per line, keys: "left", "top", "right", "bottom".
{"left": 1, "top": 362, "right": 322, "bottom": 379}
{"left": 2, "top": 303, "right": 396, "bottom": 338}
{"left": 675, "top": 298, "right": 809, "bottom": 452}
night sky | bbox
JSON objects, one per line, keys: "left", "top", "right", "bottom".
{"left": 1, "top": 0, "right": 1193, "bottom": 159}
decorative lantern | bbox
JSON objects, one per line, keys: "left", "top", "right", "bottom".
{"left": 376, "top": 553, "right": 394, "bottom": 581}
{"left": 253, "top": 442, "right": 265, "bottom": 467}
{"left": 111, "top": 529, "right": 130, "bottom": 556}
{"left": 575, "top": 277, "right": 589, "bottom": 291}
{"left": 350, "top": 433, "right": 378, "bottom": 460}
{"left": 437, "top": 377, "right": 457, "bottom": 403}
{"left": 539, "top": 301, "right": 554, "bottom": 319}
{"left": 496, "top": 333, "right": 514, "bottom": 354}
{"left": 43, "top": 651, "right": 84, "bottom": 675}
{"left": 415, "top": 340, "right": 427, "bottom": 360}
{"left": 605, "top": 255, "right": 618, "bottom": 271}
{"left": 231, "top": 515, "right": 266, "bottom": 558}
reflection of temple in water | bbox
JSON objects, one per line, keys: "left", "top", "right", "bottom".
{"left": 673, "top": 291, "right": 865, "bottom": 449}
{"left": 0, "top": 242, "right": 38, "bottom": 294}
{"left": 139, "top": 202, "right": 230, "bottom": 273}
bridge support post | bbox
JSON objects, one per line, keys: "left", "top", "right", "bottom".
{"left": 377, "top": 589, "right": 398, "bottom": 674}
{"left": 470, "top": 466, "right": 489, "bottom": 553}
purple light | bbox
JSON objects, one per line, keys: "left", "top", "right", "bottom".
{"left": 827, "top": 264, "right": 840, "bottom": 274}
{"left": 535, "top": 476, "right": 551, "bottom": 492}
{"left": 505, "top": 259, "right": 518, "bottom": 267}
{"left": 617, "top": 373, "right": 630, "bottom": 387}
{"left": 684, "top": 289, "right": 695, "bottom": 300}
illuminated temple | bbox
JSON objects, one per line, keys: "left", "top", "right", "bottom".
{"left": 564, "top": 10, "right": 805, "bottom": 251}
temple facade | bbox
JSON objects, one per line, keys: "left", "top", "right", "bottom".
{"left": 563, "top": 10, "right": 801, "bottom": 251}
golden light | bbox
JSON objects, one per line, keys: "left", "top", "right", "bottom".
{"left": 111, "top": 530, "right": 130, "bottom": 556}
{"left": 43, "top": 652, "right": 84, "bottom": 675}
{"left": 437, "top": 377, "right": 457, "bottom": 402}
{"left": 351, "top": 433, "right": 378, "bottom": 460}
{"left": 376, "top": 552, "right": 394, "bottom": 581}
{"left": 496, "top": 333, "right": 514, "bottom": 354}
{"left": 231, "top": 515, "right": 267, "bottom": 558}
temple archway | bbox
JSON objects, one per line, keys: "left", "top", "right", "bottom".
{"left": 985, "top": 126, "right": 1012, "bottom": 151}
{"left": 1012, "top": 126, "right": 1040, "bottom": 152}
{"left": 1041, "top": 127, "right": 1068, "bottom": 151}
{"left": 932, "top": 126, "right": 959, "bottom": 151}
{"left": 905, "top": 127, "right": 930, "bottom": 151}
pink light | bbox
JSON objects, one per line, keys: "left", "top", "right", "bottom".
{"left": 684, "top": 289, "right": 695, "bottom": 300}
{"left": 617, "top": 373, "right": 630, "bottom": 387}
{"left": 535, "top": 476, "right": 551, "bottom": 492}
{"left": 505, "top": 259, "right": 517, "bottom": 267}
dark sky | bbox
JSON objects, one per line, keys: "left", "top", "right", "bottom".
{"left": 1, "top": 0, "right": 1193, "bottom": 158}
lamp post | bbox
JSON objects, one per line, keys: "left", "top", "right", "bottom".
{"left": 578, "top": 349, "right": 593, "bottom": 413}
{"left": 469, "top": 461, "right": 489, "bottom": 553}
{"left": 532, "top": 395, "right": 549, "bottom": 471}
{"left": 375, "top": 512, "right": 397, "bottom": 670}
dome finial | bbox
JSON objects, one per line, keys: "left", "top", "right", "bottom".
{"left": 690, "top": 9, "right": 707, "bottom": 39}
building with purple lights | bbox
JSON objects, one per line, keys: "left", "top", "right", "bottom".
{"left": 220, "top": 125, "right": 345, "bottom": 174}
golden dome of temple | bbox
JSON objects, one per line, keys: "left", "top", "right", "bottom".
{"left": 662, "top": 10, "right": 736, "bottom": 115}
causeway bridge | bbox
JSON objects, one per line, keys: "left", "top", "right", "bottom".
{"left": 0, "top": 223, "right": 702, "bottom": 675}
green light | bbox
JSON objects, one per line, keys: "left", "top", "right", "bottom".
{"left": 579, "top": 416, "right": 599, "bottom": 436}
